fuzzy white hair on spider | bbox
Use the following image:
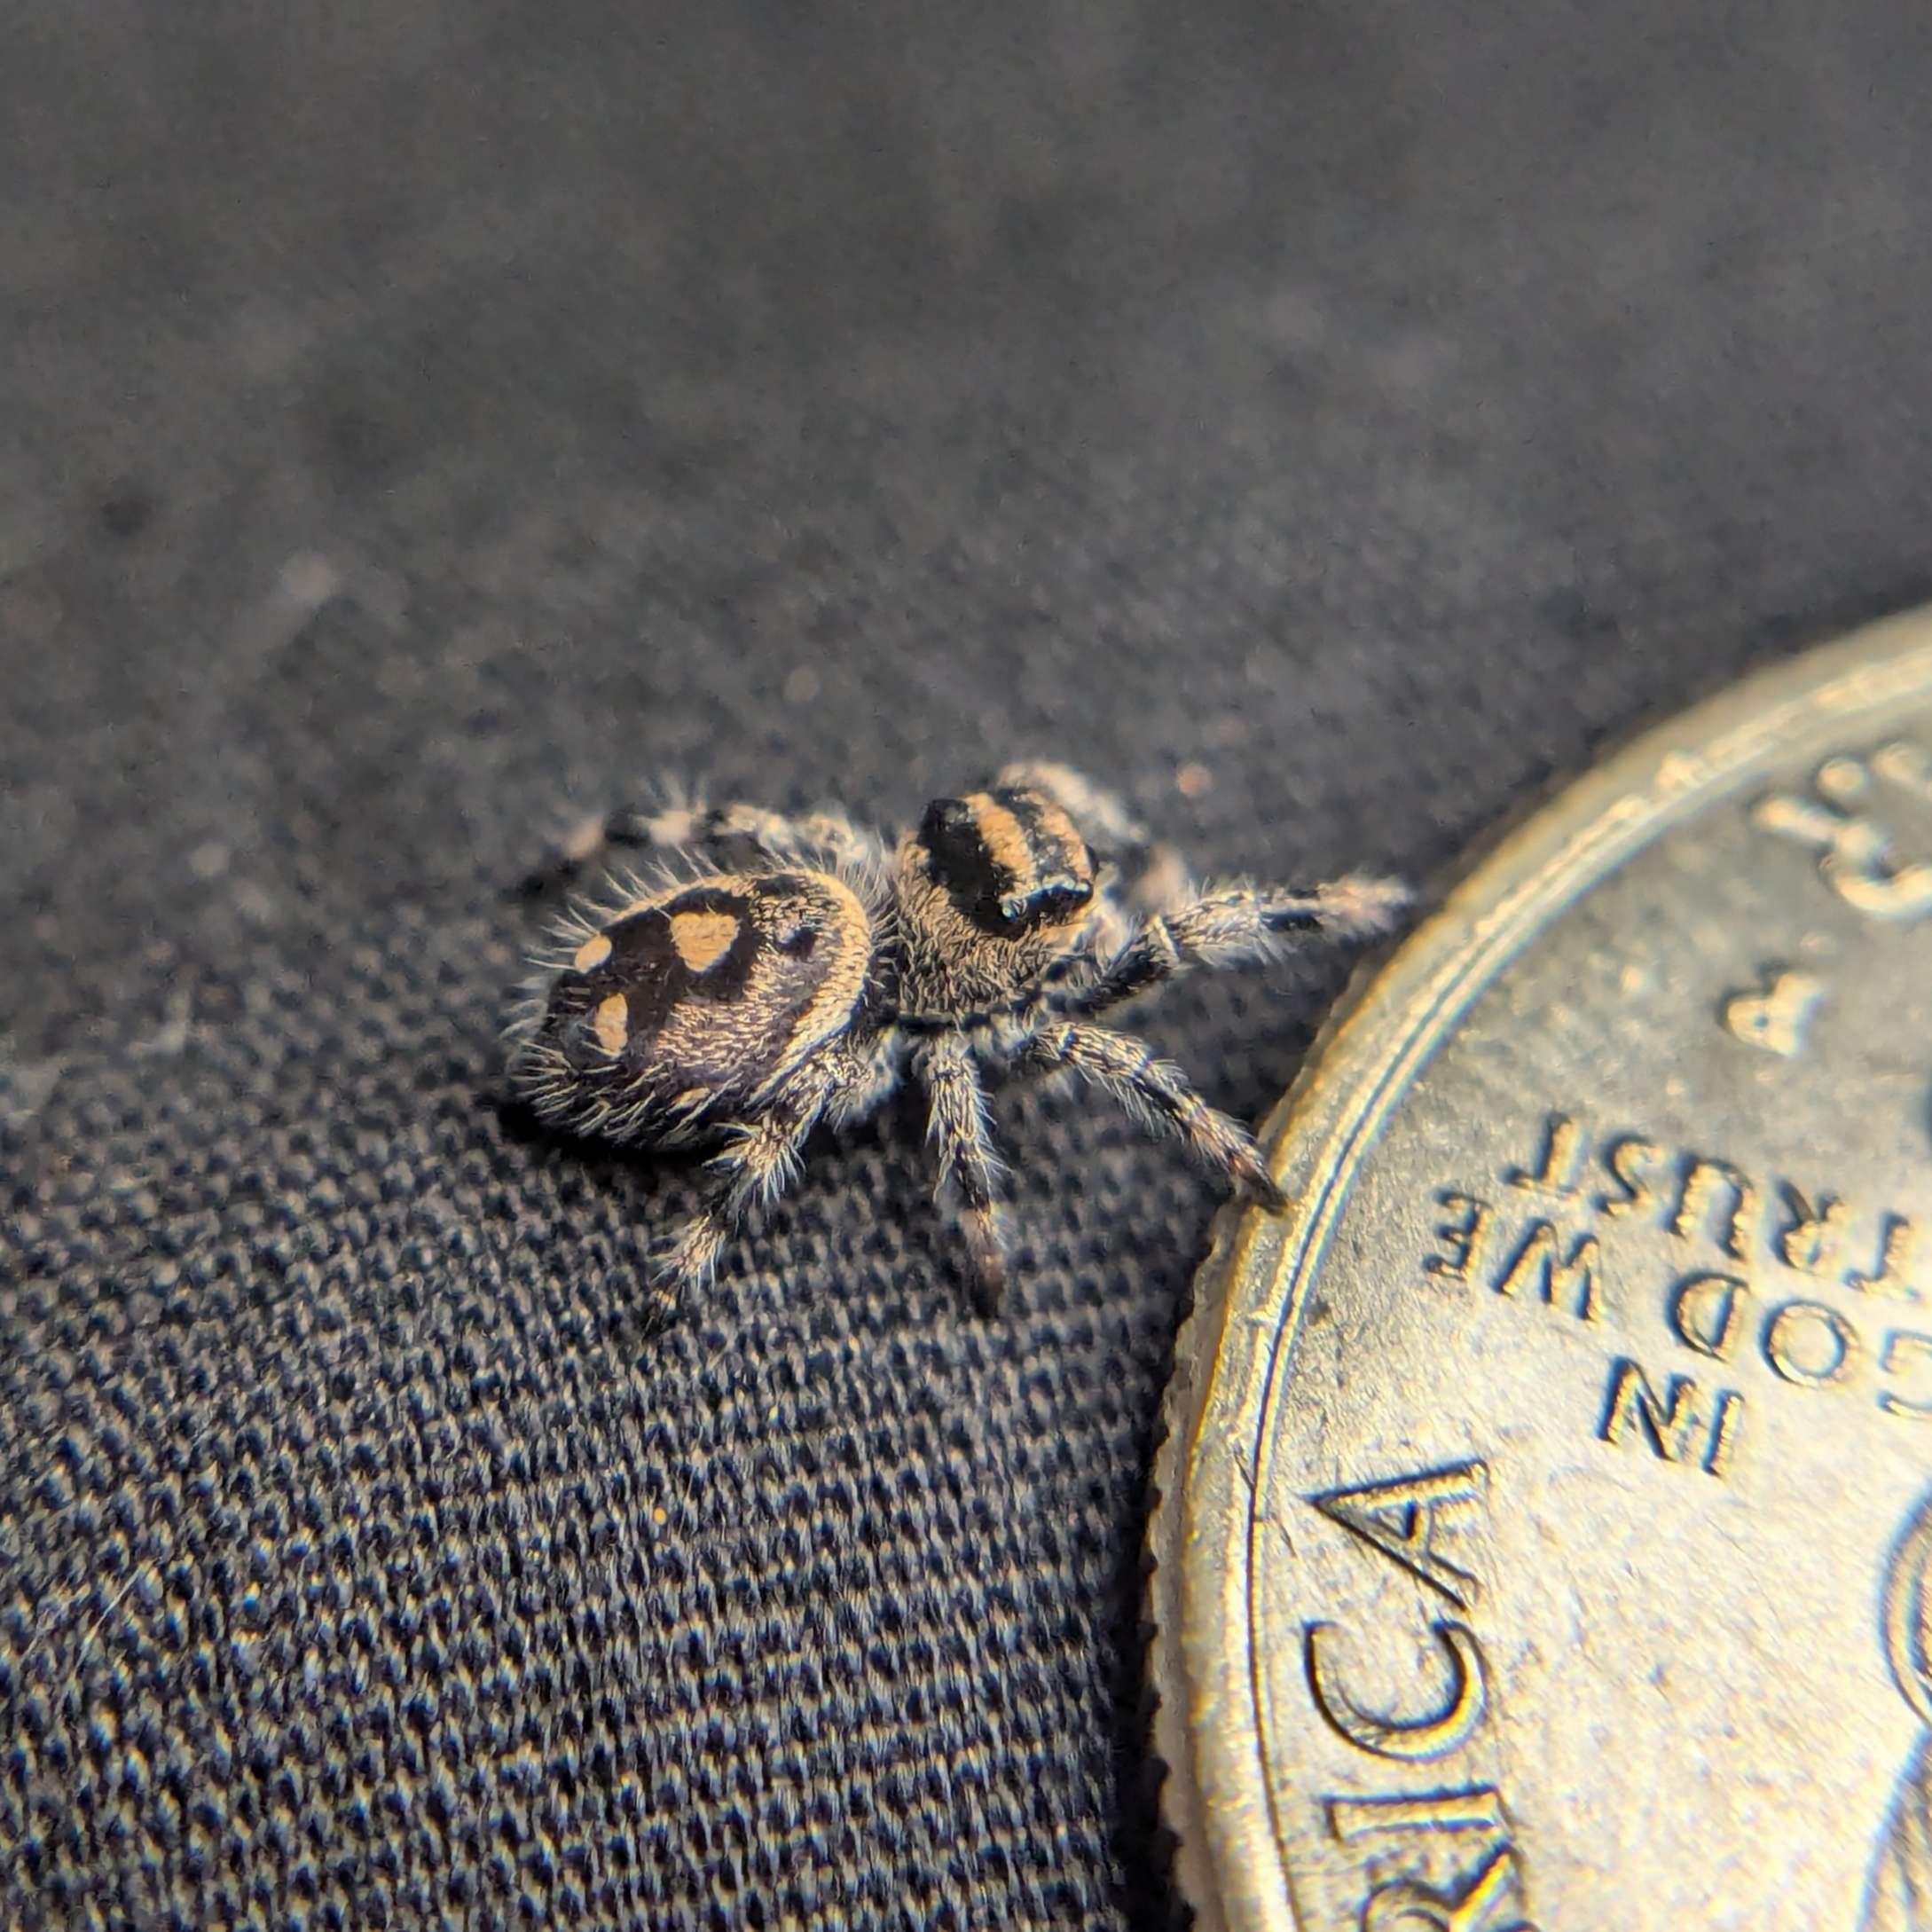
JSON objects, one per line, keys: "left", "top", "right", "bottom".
{"left": 507, "top": 762, "right": 1409, "bottom": 1305}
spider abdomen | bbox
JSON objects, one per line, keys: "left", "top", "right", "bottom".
{"left": 511, "top": 870, "right": 876, "bottom": 1146}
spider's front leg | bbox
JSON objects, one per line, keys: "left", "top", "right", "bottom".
{"left": 915, "top": 1033, "right": 1011, "bottom": 1305}
{"left": 1048, "top": 873, "right": 1410, "bottom": 1021}
{"left": 518, "top": 795, "right": 882, "bottom": 896}
{"left": 1017, "top": 1019, "right": 1287, "bottom": 1211}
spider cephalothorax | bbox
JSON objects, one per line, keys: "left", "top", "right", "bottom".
{"left": 508, "top": 764, "right": 1408, "bottom": 1304}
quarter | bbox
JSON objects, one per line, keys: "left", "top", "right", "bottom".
{"left": 1150, "top": 611, "right": 1932, "bottom": 1929}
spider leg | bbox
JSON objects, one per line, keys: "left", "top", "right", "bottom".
{"left": 1043, "top": 873, "right": 1410, "bottom": 1021}
{"left": 518, "top": 796, "right": 884, "bottom": 895}
{"left": 915, "top": 1033, "right": 1011, "bottom": 1305}
{"left": 1017, "top": 1019, "right": 1286, "bottom": 1210}
{"left": 653, "top": 1056, "right": 860, "bottom": 1300}
{"left": 654, "top": 1107, "right": 819, "bottom": 1302}
{"left": 823, "top": 1035, "right": 902, "bottom": 1131}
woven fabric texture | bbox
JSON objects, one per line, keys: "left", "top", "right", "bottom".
{"left": 4, "top": 4, "right": 1932, "bottom": 1927}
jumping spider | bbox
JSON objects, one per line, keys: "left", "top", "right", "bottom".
{"left": 508, "top": 763, "right": 1408, "bottom": 1304}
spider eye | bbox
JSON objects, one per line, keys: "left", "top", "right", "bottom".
{"left": 990, "top": 879, "right": 1093, "bottom": 936}
{"left": 1001, "top": 878, "right": 1093, "bottom": 931}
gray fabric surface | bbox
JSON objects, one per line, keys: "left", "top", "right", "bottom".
{"left": 3, "top": 4, "right": 1930, "bottom": 1926}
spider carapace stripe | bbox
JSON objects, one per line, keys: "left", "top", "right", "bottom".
{"left": 914, "top": 785, "right": 1098, "bottom": 946}
{"left": 986, "top": 786, "right": 1089, "bottom": 890}
{"left": 959, "top": 788, "right": 1093, "bottom": 897}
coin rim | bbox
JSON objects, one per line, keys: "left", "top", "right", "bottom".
{"left": 1147, "top": 606, "right": 1932, "bottom": 1932}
